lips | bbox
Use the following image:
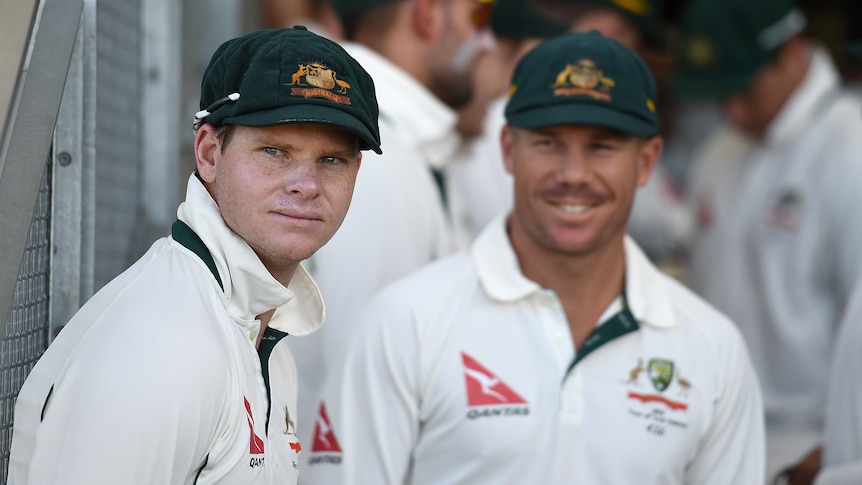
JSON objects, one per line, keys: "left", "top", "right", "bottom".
{"left": 272, "top": 210, "right": 323, "bottom": 223}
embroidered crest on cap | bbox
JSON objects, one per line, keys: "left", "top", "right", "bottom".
{"left": 686, "top": 36, "right": 715, "bottom": 68}
{"left": 286, "top": 62, "right": 352, "bottom": 105}
{"left": 551, "top": 59, "right": 616, "bottom": 101}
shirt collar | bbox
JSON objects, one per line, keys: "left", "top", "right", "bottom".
{"left": 175, "top": 175, "right": 324, "bottom": 336}
{"left": 341, "top": 42, "right": 461, "bottom": 169}
{"left": 764, "top": 44, "right": 842, "bottom": 146}
{"left": 472, "top": 215, "right": 676, "bottom": 329}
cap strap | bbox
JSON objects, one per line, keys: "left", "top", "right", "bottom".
{"left": 193, "top": 92, "right": 241, "bottom": 130}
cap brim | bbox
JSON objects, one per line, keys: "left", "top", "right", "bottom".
{"left": 671, "top": 66, "right": 758, "bottom": 100}
{"left": 224, "top": 103, "right": 382, "bottom": 154}
{"left": 507, "top": 103, "right": 658, "bottom": 138}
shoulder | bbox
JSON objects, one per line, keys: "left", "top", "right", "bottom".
{"left": 659, "top": 273, "right": 749, "bottom": 356}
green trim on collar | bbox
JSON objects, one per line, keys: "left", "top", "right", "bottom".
{"left": 566, "top": 298, "right": 639, "bottom": 375}
{"left": 171, "top": 219, "right": 224, "bottom": 291}
{"left": 258, "top": 326, "right": 290, "bottom": 433}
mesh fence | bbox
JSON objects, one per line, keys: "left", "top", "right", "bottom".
{"left": 0, "top": 161, "right": 52, "bottom": 481}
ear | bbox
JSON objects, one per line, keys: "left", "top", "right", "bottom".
{"left": 411, "top": 0, "right": 442, "bottom": 40}
{"left": 635, "top": 135, "right": 662, "bottom": 187}
{"left": 195, "top": 124, "right": 220, "bottom": 183}
{"left": 501, "top": 124, "right": 516, "bottom": 175}
{"left": 356, "top": 151, "right": 363, "bottom": 172}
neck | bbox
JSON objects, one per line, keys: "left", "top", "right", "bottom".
{"left": 513, "top": 231, "right": 627, "bottom": 348}
{"left": 255, "top": 309, "right": 276, "bottom": 349}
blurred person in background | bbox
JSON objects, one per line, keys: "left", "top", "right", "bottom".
{"left": 813, "top": 283, "right": 862, "bottom": 484}
{"left": 673, "top": 0, "right": 862, "bottom": 482}
{"left": 287, "top": 0, "right": 497, "bottom": 472}
{"left": 447, "top": 0, "right": 568, "bottom": 238}
{"left": 259, "top": 0, "right": 344, "bottom": 39}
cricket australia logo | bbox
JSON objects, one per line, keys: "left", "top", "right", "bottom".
{"left": 286, "top": 62, "right": 352, "bottom": 105}
{"left": 551, "top": 59, "right": 616, "bottom": 101}
{"left": 622, "top": 357, "right": 692, "bottom": 437}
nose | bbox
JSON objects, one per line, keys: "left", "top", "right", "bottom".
{"left": 285, "top": 159, "right": 322, "bottom": 199}
{"left": 557, "top": 149, "right": 591, "bottom": 184}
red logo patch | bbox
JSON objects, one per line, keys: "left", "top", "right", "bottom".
{"left": 311, "top": 402, "right": 342, "bottom": 453}
{"left": 244, "top": 397, "right": 265, "bottom": 455}
{"left": 462, "top": 353, "right": 527, "bottom": 406}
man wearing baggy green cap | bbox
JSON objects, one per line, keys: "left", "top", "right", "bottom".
{"left": 289, "top": 0, "right": 499, "bottom": 474}
{"left": 673, "top": 0, "right": 862, "bottom": 483}
{"left": 9, "top": 26, "right": 380, "bottom": 484}
{"left": 309, "top": 30, "right": 764, "bottom": 485}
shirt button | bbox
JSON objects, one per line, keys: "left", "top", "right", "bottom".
{"left": 249, "top": 331, "right": 257, "bottom": 342}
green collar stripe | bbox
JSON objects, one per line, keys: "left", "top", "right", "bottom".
{"left": 259, "top": 326, "right": 290, "bottom": 432}
{"left": 567, "top": 305, "right": 639, "bottom": 375}
{"left": 171, "top": 219, "right": 224, "bottom": 291}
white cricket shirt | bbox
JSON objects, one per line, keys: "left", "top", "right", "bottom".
{"left": 686, "top": 46, "right": 862, "bottom": 480}
{"left": 302, "top": 216, "right": 765, "bottom": 485}
{"left": 9, "top": 175, "right": 324, "bottom": 484}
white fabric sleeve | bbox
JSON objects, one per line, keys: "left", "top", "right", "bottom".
{"left": 22, "top": 329, "right": 227, "bottom": 484}
{"left": 821, "top": 286, "right": 862, "bottom": 474}
{"left": 305, "top": 288, "right": 421, "bottom": 485}
{"left": 825, "top": 154, "right": 862, "bottom": 300}
{"left": 684, "top": 325, "right": 766, "bottom": 484}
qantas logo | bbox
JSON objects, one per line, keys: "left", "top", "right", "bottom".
{"left": 244, "top": 397, "right": 265, "bottom": 455}
{"left": 308, "top": 402, "right": 343, "bottom": 465}
{"left": 244, "top": 397, "right": 266, "bottom": 469}
{"left": 461, "top": 353, "right": 529, "bottom": 419}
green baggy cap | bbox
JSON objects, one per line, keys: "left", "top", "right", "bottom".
{"left": 671, "top": 0, "right": 806, "bottom": 99}
{"left": 505, "top": 30, "right": 659, "bottom": 137}
{"left": 491, "top": 0, "right": 568, "bottom": 39}
{"left": 331, "top": 0, "right": 402, "bottom": 21}
{"left": 197, "top": 26, "right": 382, "bottom": 154}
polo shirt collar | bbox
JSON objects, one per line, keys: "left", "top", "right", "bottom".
{"left": 175, "top": 175, "right": 324, "bottom": 336}
{"left": 473, "top": 215, "right": 676, "bottom": 329}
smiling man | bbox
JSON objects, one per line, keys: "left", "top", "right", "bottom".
{"left": 310, "top": 31, "right": 764, "bottom": 485}
{"left": 8, "top": 26, "right": 380, "bottom": 484}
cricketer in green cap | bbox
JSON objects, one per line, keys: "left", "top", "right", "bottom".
{"left": 196, "top": 26, "right": 382, "bottom": 154}
{"left": 506, "top": 30, "right": 659, "bottom": 137}
{"left": 502, "top": 30, "right": 662, "bottom": 260}
{"left": 672, "top": 0, "right": 806, "bottom": 99}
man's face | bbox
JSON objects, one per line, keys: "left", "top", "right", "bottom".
{"left": 428, "top": 0, "right": 496, "bottom": 109}
{"left": 195, "top": 123, "right": 361, "bottom": 275}
{"left": 503, "top": 124, "right": 660, "bottom": 259}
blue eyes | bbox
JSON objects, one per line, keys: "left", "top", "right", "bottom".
{"left": 262, "top": 147, "right": 342, "bottom": 165}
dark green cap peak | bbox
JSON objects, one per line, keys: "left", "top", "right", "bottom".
{"left": 505, "top": 30, "right": 658, "bottom": 137}
{"left": 198, "top": 26, "right": 382, "bottom": 154}
{"left": 672, "top": 0, "right": 806, "bottom": 99}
